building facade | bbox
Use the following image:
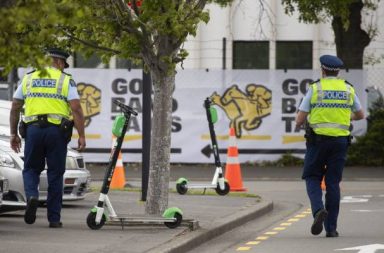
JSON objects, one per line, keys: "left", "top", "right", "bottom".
{"left": 53, "top": 0, "right": 384, "bottom": 97}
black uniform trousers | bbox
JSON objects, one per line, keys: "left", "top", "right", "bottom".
{"left": 302, "top": 135, "right": 348, "bottom": 233}
{"left": 23, "top": 124, "right": 67, "bottom": 223}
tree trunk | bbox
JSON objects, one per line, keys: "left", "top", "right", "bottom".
{"left": 332, "top": 0, "right": 370, "bottom": 69}
{"left": 145, "top": 70, "right": 175, "bottom": 215}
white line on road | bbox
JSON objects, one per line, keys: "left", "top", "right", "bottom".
{"left": 351, "top": 209, "right": 384, "bottom": 213}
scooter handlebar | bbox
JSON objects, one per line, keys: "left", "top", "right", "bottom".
{"left": 204, "top": 97, "right": 212, "bottom": 109}
{"left": 113, "top": 100, "right": 138, "bottom": 116}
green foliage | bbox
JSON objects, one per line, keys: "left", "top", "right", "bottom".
{"left": 0, "top": 0, "right": 232, "bottom": 74}
{"left": 347, "top": 97, "right": 384, "bottom": 166}
{"left": 281, "top": 0, "right": 378, "bottom": 29}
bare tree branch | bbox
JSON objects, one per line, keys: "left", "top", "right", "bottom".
{"left": 64, "top": 31, "right": 121, "bottom": 54}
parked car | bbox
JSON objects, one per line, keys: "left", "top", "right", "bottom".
{"left": 0, "top": 172, "right": 9, "bottom": 208}
{"left": 0, "top": 100, "right": 91, "bottom": 212}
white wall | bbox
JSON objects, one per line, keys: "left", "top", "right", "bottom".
{"left": 180, "top": 0, "right": 384, "bottom": 72}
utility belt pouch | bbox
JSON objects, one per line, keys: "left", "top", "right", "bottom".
{"left": 60, "top": 118, "right": 74, "bottom": 144}
{"left": 304, "top": 124, "right": 316, "bottom": 144}
{"left": 347, "top": 135, "right": 353, "bottom": 146}
{"left": 19, "top": 121, "right": 27, "bottom": 138}
{"left": 37, "top": 115, "right": 49, "bottom": 128}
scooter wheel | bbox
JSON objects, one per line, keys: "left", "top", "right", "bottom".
{"left": 176, "top": 182, "right": 188, "bottom": 195}
{"left": 86, "top": 211, "right": 106, "bottom": 230}
{"left": 164, "top": 212, "right": 182, "bottom": 229}
{"left": 215, "top": 181, "right": 230, "bottom": 196}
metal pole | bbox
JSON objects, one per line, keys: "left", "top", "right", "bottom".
{"left": 141, "top": 69, "right": 151, "bottom": 201}
{"left": 222, "top": 37, "right": 226, "bottom": 70}
{"left": 8, "top": 68, "right": 18, "bottom": 100}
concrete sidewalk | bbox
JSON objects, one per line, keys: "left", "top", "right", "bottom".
{"left": 87, "top": 163, "right": 275, "bottom": 253}
{"left": 86, "top": 184, "right": 273, "bottom": 253}
{"left": 85, "top": 164, "right": 383, "bottom": 252}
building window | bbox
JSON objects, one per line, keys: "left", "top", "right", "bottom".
{"left": 276, "top": 41, "right": 312, "bottom": 69}
{"left": 74, "top": 52, "right": 107, "bottom": 68}
{"left": 116, "top": 58, "right": 142, "bottom": 69}
{"left": 233, "top": 41, "right": 269, "bottom": 69}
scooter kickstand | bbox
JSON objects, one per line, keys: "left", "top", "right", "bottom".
{"left": 120, "top": 218, "right": 125, "bottom": 230}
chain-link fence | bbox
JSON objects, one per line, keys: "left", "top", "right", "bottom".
{"left": 367, "top": 69, "right": 384, "bottom": 91}
{"left": 366, "top": 69, "right": 384, "bottom": 109}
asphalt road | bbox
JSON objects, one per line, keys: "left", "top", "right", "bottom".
{"left": 189, "top": 181, "right": 384, "bottom": 253}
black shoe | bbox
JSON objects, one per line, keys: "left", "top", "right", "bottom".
{"left": 311, "top": 209, "right": 328, "bottom": 235}
{"left": 49, "top": 222, "right": 63, "bottom": 228}
{"left": 24, "top": 197, "right": 39, "bottom": 224}
{"left": 326, "top": 231, "right": 339, "bottom": 237}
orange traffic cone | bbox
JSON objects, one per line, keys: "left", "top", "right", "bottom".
{"left": 110, "top": 138, "right": 126, "bottom": 189}
{"left": 321, "top": 165, "right": 326, "bottom": 191}
{"left": 321, "top": 176, "right": 326, "bottom": 191}
{"left": 225, "top": 128, "right": 246, "bottom": 192}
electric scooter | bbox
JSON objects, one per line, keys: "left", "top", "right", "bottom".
{"left": 86, "top": 100, "right": 183, "bottom": 230}
{"left": 175, "top": 98, "right": 230, "bottom": 196}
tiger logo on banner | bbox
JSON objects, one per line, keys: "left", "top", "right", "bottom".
{"left": 77, "top": 83, "right": 101, "bottom": 127}
{"left": 210, "top": 84, "right": 272, "bottom": 138}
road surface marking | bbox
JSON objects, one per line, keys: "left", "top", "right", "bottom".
{"left": 233, "top": 207, "right": 310, "bottom": 252}
{"left": 341, "top": 195, "right": 372, "bottom": 203}
{"left": 236, "top": 246, "right": 251, "bottom": 251}
{"left": 336, "top": 243, "right": 384, "bottom": 252}
{"left": 351, "top": 209, "right": 384, "bottom": 213}
{"left": 246, "top": 241, "right": 260, "bottom": 245}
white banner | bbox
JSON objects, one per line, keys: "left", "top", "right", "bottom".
{"left": 26, "top": 69, "right": 366, "bottom": 163}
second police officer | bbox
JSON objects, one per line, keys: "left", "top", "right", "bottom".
{"left": 295, "top": 55, "right": 365, "bottom": 237}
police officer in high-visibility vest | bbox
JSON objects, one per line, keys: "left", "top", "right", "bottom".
{"left": 10, "top": 49, "right": 86, "bottom": 228}
{"left": 296, "top": 55, "right": 365, "bottom": 238}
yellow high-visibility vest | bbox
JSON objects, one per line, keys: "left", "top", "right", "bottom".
{"left": 309, "top": 78, "right": 354, "bottom": 136}
{"left": 21, "top": 67, "right": 71, "bottom": 125}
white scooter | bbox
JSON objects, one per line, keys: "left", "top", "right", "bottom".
{"left": 175, "top": 98, "right": 230, "bottom": 196}
{"left": 86, "top": 100, "right": 183, "bottom": 230}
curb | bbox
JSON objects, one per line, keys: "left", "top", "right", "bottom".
{"left": 147, "top": 199, "right": 274, "bottom": 253}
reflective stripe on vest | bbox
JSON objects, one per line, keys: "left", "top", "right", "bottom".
{"left": 25, "top": 74, "right": 33, "bottom": 98}
{"left": 310, "top": 123, "right": 350, "bottom": 130}
{"left": 23, "top": 114, "right": 64, "bottom": 122}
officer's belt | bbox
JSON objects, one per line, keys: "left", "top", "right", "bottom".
{"left": 28, "top": 121, "right": 59, "bottom": 127}
{"left": 314, "top": 134, "right": 348, "bottom": 141}
{"left": 310, "top": 123, "right": 349, "bottom": 130}
{"left": 24, "top": 114, "right": 64, "bottom": 123}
